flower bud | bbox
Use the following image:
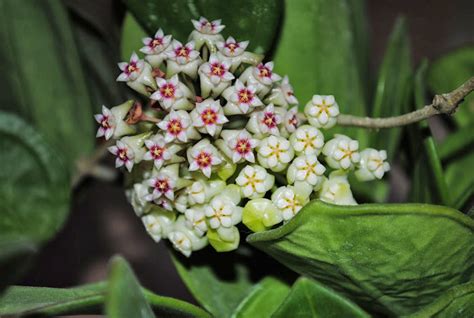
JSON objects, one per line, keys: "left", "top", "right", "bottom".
{"left": 304, "top": 95, "right": 339, "bottom": 129}
{"left": 169, "top": 216, "right": 208, "bottom": 257}
{"left": 287, "top": 155, "right": 326, "bottom": 190}
{"left": 355, "top": 148, "right": 391, "bottom": 181}
{"left": 322, "top": 134, "right": 360, "bottom": 170}
{"left": 289, "top": 125, "right": 324, "bottom": 156}
{"left": 207, "top": 227, "right": 240, "bottom": 252}
{"left": 235, "top": 165, "right": 274, "bottom": 199}
{"left": 242, "top": 198, "right": 282, "bottom": 232}
{"left": 266, "top": 76, "right": 298, "bottom": 108}
{"left": 141, "top": 208, "right": 176, "bottom": 242}
{"left": 257, "top": 135, "right": 294, "bottom": 172}
{"left": 317, "top": 172, "right": 357, "bottom": 205}
{"left": 271, "top": 186, "right": 309, "bottom": 221}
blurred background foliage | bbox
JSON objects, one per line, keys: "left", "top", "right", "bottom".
{"left": 0, "top": 0, "right": 473, "bottom": 317}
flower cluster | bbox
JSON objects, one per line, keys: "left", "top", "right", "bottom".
{"left": 95, "top": 17, "right": 390, "bottom": 257}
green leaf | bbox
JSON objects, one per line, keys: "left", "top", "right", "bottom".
{"left": 273, "top": 0, "right": 368, "bottom": 137}
{"left": 123, "top": 0, "right": 283, "bottom": 55}
{"left": 444, "top": 151, "right": 474, "bottom": 210}
{"left": 437, "top": 125, "right": 474, "bottom": 161}
{"left": 247, "top": 200, "right": 474, "bottom": 316}
{"left": 408, "top": 282, "right": 474, "bottom": 318}
{"left": 232, "top": 277, "right": 290, "bottom": 318}
{"left": 272, "top": 277, "right": 369, "bottom": 318}
{"left": 121, "top": 13, "right": 148, "bottom": 61}
{"left": 409, "top": 60, "right": 450, "bottom": 205}
{"left": 106, "top": 256, "right": 155, "bottom": 318}
{"left": 0, "top": 0, "right": 94, "bottom": 169}
{"left": 0, "top": 283, "right": 106, "bottom": 316}
{"left": 371, "top": 18, "right": 412, "bottom": 161}
{"left": 427, "top": 46, "right": 474, "bottom": 127}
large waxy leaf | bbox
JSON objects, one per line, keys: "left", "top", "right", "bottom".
{"left": 409, "top": 61, "right": 450, "bottom": 206}
{"left": 247, "top": 200, "right": 474, "bottom": 316}
{"left": 0, "top": 112, "right": 70, "bottom": 291}
{"left": 443, "top": 151, "right": 474, "bottom": 211}
{"left": 231, "top": 277, "right": 290, "bottom": 318}
{"left": 371, "top": 18, "right": 412, "bottom": 161}
{"left": 272, "top": 277, "right": 369, "bottom": 318}
{"left": 427, "top": 46, "right": 474, "bottom": 127}
{"left": 408, "top": 282, "right": 474, "bottom": 318}
{"left": 273, "top": 0, "right": 367, "bottom": 135}
{"left": 123, "top": 0, "right": 283, "bottom": 54}
{"left": 106, "top": 256, "right": 155, "bottom": 318}
{"left": 0, "top": 0, "right": 94, "bottom": 169}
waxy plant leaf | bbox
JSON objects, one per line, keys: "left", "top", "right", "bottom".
{"left": 408, "top": 281, "right": 474, "bottom": 318}
{"left": 0, "top": 0, "right": 95, "bottom": 170}
{"left": 371, "top": 18, "right": 412, "bottom": 161}
{"left": 247, "top": 200, "right": 474, "bottom": 316}
{"left": 0, "top": 112, "right": 70, "bottom": 291}
{"left": 428, "top": 46, "right": 474, "bottom": 127}
{"left": 123, "top": 0, "right": 283, "bottom": 54}
{"left": 272, "top": 277, "right": 370, "bottom": 318}
{"left": 231, "top": 277, "right": 290, "bottom": 318}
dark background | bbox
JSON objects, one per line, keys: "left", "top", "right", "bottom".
{"left": 21, "top": 0, "right": 474, "bottom": 315}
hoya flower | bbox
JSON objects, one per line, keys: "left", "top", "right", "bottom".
{"left": 185, "top": 207, "right": 208, "bottom": 237}
{"left": 145, "top": 165, "right": 179, "bottom": 201}
{"left": 117, "top": 52, "right": 156, "bottom": 95}
{"left": 186, "top": 179, "right": 226, "bottom": 206}
{"left": 154, "top": 197, "right": 174, "bottom": 211}
{"left": 240, "top": 62, "right": 281, "bottom": 97}
{"left": 216, "top": 36, "right": 262, "bottom": 71}
{"left": 266, "top": 76, "right": 298, "bottom": 108}
{"left": 287, "top": 155, "right": 326, "bottom": 189}
{"left": 170, "top": 216, "right": 208, "bottom": 257}
{"left": 127, "top": 183, "right": 152, "bottom": 216}
{"left": 257, "top": 135, "right": 294, "bottom": 172}
{"left": 222, "top": 80, "right": 263, "bottom": 115}
{"left": 94, "top": 101, "right": 136, "bottom": 140}
{"left": 187, "top": 139, "right": 223, "bottom": 178}
{"left": 217, "top": 129, "right": 259, "bottom": 163}
{"left": 242, "top": 198, "right": 282, "bottom": 232}
{"left": 235, "top": 165, "right": 275, "bottom": 199}
{"left": 140, "top": 29, "right": 172, "bottom": 67}
{"left": 282, "top": 106, "right": 300, "bottom": 136}
{"left": 141, "top": 210, "right": 175, "bottom": 242}
{"left": 289, "top": 125, "right": 325, "bottom": 156}
{"left": 143, "top": 134, "right": 181, "bottom": 169}
{"left": 247, "top": 104, "right": 282, "bottom": 137}
{"left": 323, "top": 134, "right": 360, "bottom": 170}
{"left": 198, "top": 54, "right": 234, "bottom": 97}
{"left": 271, "top": 186, "right": 308, "bottom": 221}
{"left": 157, "top": 110, "right": 200, "bottom": 143}
{"left": 318, "top": 172, "right": 357, "bottom": 205}
{"left": 190, "top": 99, "right": 228, "bottom": 136}
{"left": 304, "top": 95, "right": 340, "bottom": 129}
{"left": 205, "top": 195, "right": 241, "bottom": 229}
{"left": 190, "top": 17, "right": 225, "bottom": 50}
{"left": 108, "top": 133, "right": 149, "bottom": 172}
{"left": 166, "top": 40, "right": 201, "bottom": 78}
{"left": 355, "top": 148, "right": 391, "bottom": 181}
{"left": 150, "top": 75, "right": 193, "bottom": 111}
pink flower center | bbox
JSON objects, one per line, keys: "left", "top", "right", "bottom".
{"left": 160, "top": 83, "right": 175, "bottom": 98}
{"left": 150, "top": 145, "right": 165, "bottom": 160}
{"left": 150, "top": 38, "right": 163, "bottom": 48}
{"left": 117, "top": 148, "right": 129, "bottom": 162}
{"left": 288, "top": 114, "right": 298, "bottom": 127}
{"left": 201, "top": 108, "right": 218, "bottom": 125}
{"left": 154, "top": 178, "right": 170, "bottom": 193}
{"left": 210, "top": 63, "right": 225, "bottom": 76}
{"left": 225, "top": 42, "right": 239, "bottom": 54}
{"left": 176, "top": 46, "right": 190, "bottom": 58}
{"left": 258, "top": 65, "right": 271, "bottom": 78}
{"left": 235, "top": 139, "right": 251, "bottom": 155}
{"left": 126, "top": 62, "right": 139, "bottom": 74}
{"left": 100, "top": 116, "right": 111, "bottom": 129}
{"left": 196, "top": 151, "right": 212, "bottom": 168}
{"left": 238, "top": 89, "right": 253, "bottom": 104}
{"left": 262, "top": 112, "right": 277, "bottom": 128}
{"left": 167, "top": 119, "right": 183, "bottom": 136}
{"left": 201, "top": 21, "right": 215, "bottom": 31}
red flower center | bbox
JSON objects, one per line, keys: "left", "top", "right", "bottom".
{"left": 150, "top": 38, "right": 163, "bottom": 48}
{"left": 262, "top": 112, "right": 277, "bottom": 128}
{"left": 196, "top": 151, "right": 212, "bottom": 168}
{"left": 151, "top": 145, "right": 164, "bottom": 160}
{"left": 238, "top": 89, "right": 253, "bottom": 104}
{"left": 210, "top": 63, "right": 224, "bottom": 76}
{"left": 176, "top": 46, "right": 190, "bottom": 58}
{"left": 118, "top": 148, "right": 128, "bottom": 161}
{"left": 155, "top": 179, "right": 170, "bottom": 193}
{"left": 226, "top": 42, "right": 238, "bottom": 54}
{"left": 127, "top": 62, "right": 138, "bottom": 74}
{"left": 101, "top": 116, "right": 110, "bottom": 129}
{"left": 235, "top": 139, "right": 251, "bottom": 155}
{"left": 167, "top": 119, "right": 183, "bottom": 135}
{"left": 288, "top": 115, "right": 298, "bottom": 127}
{"left": 258, "top": 65, "right": 271, "bottom": 78}
{"left": 160, "top": 83, "right": 175, "bottom": 98}
{"left": 201, "top": 108, "right": 218, "bottom": 125}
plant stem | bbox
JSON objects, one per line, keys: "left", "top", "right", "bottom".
{"left": 337, "top": 76, "right": 474, "bottom": 128}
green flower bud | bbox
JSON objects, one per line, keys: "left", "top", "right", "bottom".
{"left": 207, "top": 226, "right": 240, "bottom": 252}
{"left": 242, "top": 198, "right": 282, "bottom": 232}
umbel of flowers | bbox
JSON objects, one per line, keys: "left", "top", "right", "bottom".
{"left": 95, "top": 17, "right": 390, "bottom": 257}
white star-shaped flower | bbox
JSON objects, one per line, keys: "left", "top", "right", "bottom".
{"left": 257, "top": 135, "right": 294, "bottom": 172}
{"left": 108, "top": 139, "right": 135, "bottom": 172}
{"left": 150, "top": 75, "right": 192, "bottom": 110}
{"left": 355, "top": 148, "right": 390, "bottom": 181}
{"left": 157, "top": 110, "right": 199, "bottom": 143}
{"left": 266, "top": 75, "right": 298, "bottom": 108}
{"left": 304, "top": 95, "right": 340, "bottom": 129}
{"left": 190, "top": 99, "right": 228, "bottom": 136}
{"left": 219, "top": 129, "right": 259, "bottom": 163}
{"left": 185, "top": 207, "right": 208, "bottom": 237}
{"left": 94, "top": 105, "right": 116, "bottom": 140}
{"left": 140, "top": 29, "right": 172, "bottom": 67}
{"left": 271, "top": 186, "right": 304, "bottom": 221}
{"left": 289, "top": 125, "right": 324, "bottom": 156}
{"left": 235, "top": 165, "right": 274, "bottom": 199}
{"left": 199, "top": 54, "right": 234, "bottom": 85}
{"left": 253, "top": 62, "right": 281, "bottom": 86}
{"left": 323, "top": 134, "right": 361, "bottom": 170}
{"left": 222, "top": 79, "right": 263, "bottom": 115}
{"left": 166, "top": 40, "right": 201, "bottom": 78}
{"left": 287, "top": 155, "right": 326, "bottom": 187}
{"left": 283, "top": 106, "right": 300, "bottom": 134}
{"left": 216, "top": 36, "right": 259, "bottom": 71}
{"left": 192, "top": 16, "right": 225, "bottom": 35}
{"left": 143, "top": 134, "right": 179, "bottom": 169}
{"left": 117, "top": 52, "right": 144, "bottom": 82}
{"left": 246, "top": 104, "right": 282, "bottom": 137}
{"left": 94, "top": 101, "right": 136, "bottom": 140}
{"left": 145, "top": 170, "right": 177, "bottom": 201}
{"left": 187, "top": 139, "right": 223, "bottom": 178}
